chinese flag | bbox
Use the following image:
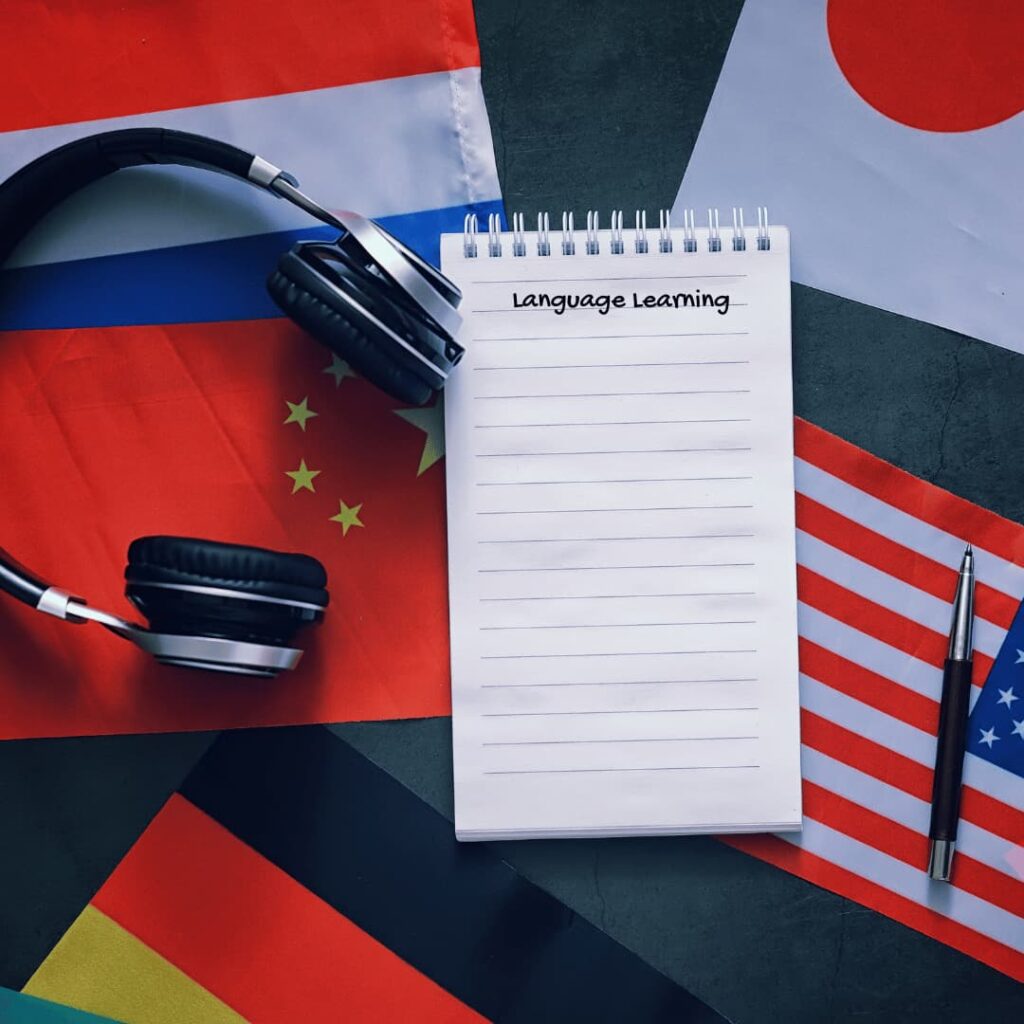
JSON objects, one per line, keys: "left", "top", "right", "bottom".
{"left": 0, "top": 318, "right": 452, "bottom": 737}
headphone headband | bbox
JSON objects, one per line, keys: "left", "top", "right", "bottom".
{"left": 0, "top": 128, "right": 290, "bottom": 266}
{"left": 0, "top": 128, "right": 462, "bottom": 336}
{"left": 0, "top": 127, "right": 465, "bottom": 677}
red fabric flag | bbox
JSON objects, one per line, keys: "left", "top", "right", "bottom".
{"left": 0, "top": 319, "right": 452, "bottom": 737}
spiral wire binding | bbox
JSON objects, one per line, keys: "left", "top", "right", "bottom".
{"left": 610, "top": 210, "right": 624, "bottom": 254}
{"left": 463, "top": 213, "right": 478, "bottom": 258}
{"left": 512, "top": 212, "right": 526, "bottom": 257}
{"left": 634, "top": 210, "right": 648, "bottom": 254}
{"left": 487, "top": 212, "right": 502, "bottom": 257}
{"left": 537, "top": 211, "right": 551, "bottom": 256}
{"left": 658, "top": 209, "right": 673, "bottom": 253}
{"left": 585, "top": 210, "right": 600, "bottom": 255}
{"left": 731, "top": 208, "right": 746, "bottom": 252}
{"left": 757, "top": 206, "right": 771, "bottom": 251}
{"left": 682, "top": 208, "right": 697, "bottom": 252}
{"left": 462, "top": 208, "right": 772, "bottom": 257}
{"left": 707, "top": 208, "right": 721, "bottom": 252}
{"left": 561, "top": 211, "right": 576, "bottom": 255}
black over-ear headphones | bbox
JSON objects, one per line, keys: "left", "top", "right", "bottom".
{"left": 0, "top": 128, "right": 465, "bottom": 677}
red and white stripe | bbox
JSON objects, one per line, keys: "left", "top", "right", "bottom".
{"left": 728, "top": 419, "right": 1024, "bottom": 983}
{"left": 0, "top": 0, "right": 499, "bottom": 266}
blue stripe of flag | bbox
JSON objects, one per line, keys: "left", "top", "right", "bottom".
{"left": 0, "top": 200, "right": 504, "bottom": 331}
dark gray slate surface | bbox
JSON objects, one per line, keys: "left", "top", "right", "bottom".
{"left": 1, "top": 3, "right": 1022, "bottom": 1022}
{"left": 0, "top": 732, "right": 215, "bottom": 987}
{"left": 332, "top": 714, "right": 1024, "bottom": 1024}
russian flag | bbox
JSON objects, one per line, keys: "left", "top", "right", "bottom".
{"left": 0, "top": 0, "right": 502, "bottom": 329}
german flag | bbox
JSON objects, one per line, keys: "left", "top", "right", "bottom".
{"left": 22, "top": 727, "right": 724, "bottom": 1022}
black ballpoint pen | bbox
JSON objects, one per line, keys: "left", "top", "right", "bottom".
{"left": 927, "top": 543, "right": 975, "bottom": 882}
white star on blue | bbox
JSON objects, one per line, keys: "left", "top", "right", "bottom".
{"left": 970, "top": 604, "right": 1024, "bottom": 776}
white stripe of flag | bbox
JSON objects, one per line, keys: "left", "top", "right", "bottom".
{"left": 0, "top": 68, "right": 500, "bottom": 268}
{"left": 800, "top": 746, "right": 1017, "bottom": 880}
{"left": 796, "top": 458, "right": 1024, "bottom": 595}
{"left": 798, "top": 603, "right": 943, "bottom": 703}
{"left": 798, "top": 529, "right": 1006, "bottom": 659}
{"left": 800, "top": 674, "right": 1024, "bottom": 815}
{"left": 778, "top": 820, "right": 1024, "bottom": 954}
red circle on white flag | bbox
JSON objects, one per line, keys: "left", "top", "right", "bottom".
{"left": 827, "top": 0, "right": 1024, "bottom": 132}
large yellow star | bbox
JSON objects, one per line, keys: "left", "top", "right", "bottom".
{"left": 284, "top": 397, "right": 318, "bottom": 431}
{"left": 285, "top": 459, "right": 321, "bottom": 494}
{"left": 394, "top": 395, "right": 445, "bottom": 476}
{"left": 329, "top": 499, "right": 364, "bottom": 536}
{"left": 323, "top": 354, "right": 356, "bottom": 387}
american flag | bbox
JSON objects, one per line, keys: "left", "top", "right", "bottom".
{"left": 729, "top": 418, "right": 1024, "bottom": 982}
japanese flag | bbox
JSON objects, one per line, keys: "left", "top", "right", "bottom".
{"left": 674, "top": 0, "right": 1024, "bottom": 353}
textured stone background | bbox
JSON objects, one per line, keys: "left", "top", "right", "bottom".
{"left": 2, "top": 3, "right": 1022, "bottom": 1021}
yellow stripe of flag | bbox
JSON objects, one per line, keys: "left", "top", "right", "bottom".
{"left": 24, "top": 905, "right": 247, "bottom": 1024}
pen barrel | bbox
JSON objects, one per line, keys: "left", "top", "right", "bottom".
{"left": 928, "top": 658, "right": 974, "bottom": 842}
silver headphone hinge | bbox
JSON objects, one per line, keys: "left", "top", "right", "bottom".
{"left": 36, "top": 587, "right": 87, "bottom": 622}
{"left": 248, "top": 155, "right": 289, "bottom": 189}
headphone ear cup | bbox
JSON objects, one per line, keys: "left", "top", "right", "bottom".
{"left": 268, "top": 255, "right": 435, "bottom": 406}
{"left": 125, "top": 536, "right": 327, "bottom": 648}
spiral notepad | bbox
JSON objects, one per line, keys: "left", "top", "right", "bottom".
{"left": 441, "top": 209, "right": 801, "bottom": 841}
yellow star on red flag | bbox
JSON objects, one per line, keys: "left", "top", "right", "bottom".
{"left": 285, "top": 459, "right": 321, "bottom": 494}
{"left": 329, "top": 499, "right": 364, "bottom": 536}
{"left": 284, "top": 397, "right": 318, "bottom": 431}
{"left": 323, "top": 354, "right": 356, "bottom": 387}
{"left": 394, "top": 396, "right": 445, "bottom": 476}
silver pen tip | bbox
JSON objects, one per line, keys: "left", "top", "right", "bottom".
{"left": 960, "top": 543, "right": 973, "bottom": 573}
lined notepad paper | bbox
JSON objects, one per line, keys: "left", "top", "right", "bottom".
{"left": 441, "top": 221, "right": 801, "bottom": 840}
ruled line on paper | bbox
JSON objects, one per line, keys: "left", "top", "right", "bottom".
{"left": 476, "top": 505, "right": 753, "bottom": 516}
{"left": 475, "top": 389, "right": 750, "bottom": 400}
{"left": 476, "top": 332, "right": 750, "bottom": 342}
{"left": 478, "top": 563, "right": 755, "bottom": 573}
{"left": 483, "top": 736, "right": 759, "bottom": 746}
{"left": 479, "top": 620, "right": 756, "bottom": 631}
{"left": 482, "top": 765, "right": 761, "bottom": 775}
{"left": 480, "top": 678, "right": 759, "bottom": 688}
{"left": 475, "top": 419, "right": 752, "bottom": 428}
{"left": 480, "top": 537, "right": 753, "bottom": 547}
{"left": 476, "top": 478, "right": 754, "bottom": 487}
{"left": 482, "top": 707, "right": 759, "bottom": 717}
{"left": 480, "top": 649, "right": 758, "bottom": 659}
{"left": 476, "top": 448, "right": 752, "bottom": 458}
{"left": 479, "top": 592, "right": 756, "bottom": 601}
{"left": 473, "top": 360, "right": 750, "bottom": 371}
{"left": 469, "top": 274, "right": 748, "bottom": 285}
